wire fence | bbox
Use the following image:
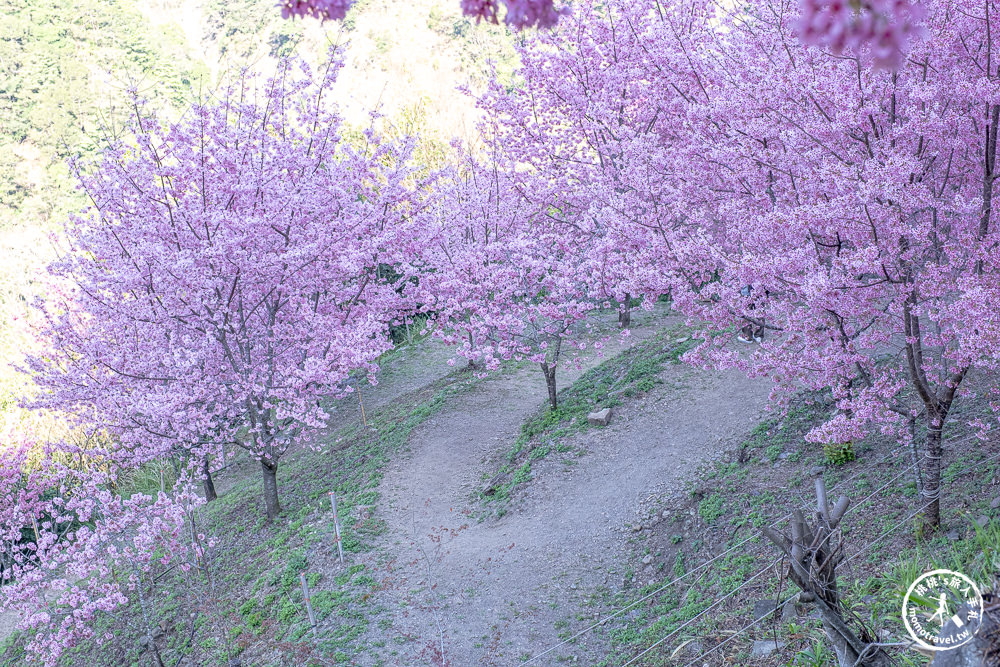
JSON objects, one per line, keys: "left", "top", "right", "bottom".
{"left": 636, "top": 446, "right": 1000, "bottom": 667}
{"left": 517, "top": 431, "right": 995, "bottom": 667}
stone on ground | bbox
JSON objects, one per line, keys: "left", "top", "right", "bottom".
{"left": 588, "top": 407, "right": 612, "bottom": 426}
{"left": 751, "top": 639, "right": 786, "bottom": 658}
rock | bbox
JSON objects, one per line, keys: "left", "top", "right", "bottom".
{"left": 946, "top": 529, "right": 962, "bottom": 541}
{"left": 781, "top": 596, "right": 799, "bottom": 622}
{"left": 975, "top": 515, "right": 990, "bottom": 529}
{"left": 675, "top": 337, "right": 690, "bottom": 344}
{"left": 810, "top": 465, "right": 825, "bottom": 477}
{"left": 588, "top": 407, "right": 612, "bottom": 426}
{"left": 642, "top": 554, "right": 654, "bottom": 565}
{"left": 930, "top": 601, "right": 997, "bottom": 667}
{"left": 632, "top": 523, "right": 643, "bottom": 533}
{"left": 662, "top": 510, "right": 670, "bottom": 519}
{"left": 752, "top": 599, "right": 780, "bottom": 621}
{"left": 750, "top": 639, "right": 786, "bottom": 658}
{"left": 991, "top": 496, "right": 1000, "bottom": 509}
{"left": 777, "top": 451, "right": 792, "bottom": 460}
{"left": 480, "top": 473, "right": 506, "bottom": 496}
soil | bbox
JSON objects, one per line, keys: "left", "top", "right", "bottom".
{"left": 361, "top": 314, "right": 771, "bottom": 666}
{"left": 0, "top": 310, "right": 775, "bottom": 666}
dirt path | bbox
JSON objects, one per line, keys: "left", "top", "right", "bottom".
{"left": 0, "top": 316, "right": 770, "bottom": 662}
{"left": 367, "top": 322, "right": 772, "bottom": 666}
{"left": 211, "top": 336, "right": 458, "bottom": 496}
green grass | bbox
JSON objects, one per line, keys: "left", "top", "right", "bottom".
{"left": 482, "top": 327, "right": 700, "bottom": 506}
{"left": 0, "top": 369, "right": 483, "bottom": 667}
{"left": 697, "top": 493, "right": 726, "bottom": 524}
{"left": 196, "top": 371, "right": 479, "bottom": 662}
{"left": 0, "top": 633, "right": 24, "bottom": 667}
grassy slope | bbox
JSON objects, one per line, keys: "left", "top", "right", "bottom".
{"left": 480, "top": 326, "right": 700, "bottom": 510}
{"left": 595, "top": 381, "right": 1000, "bottom": 667}
{"left": 0, "top": 368, "right": 483, "bottom": 666}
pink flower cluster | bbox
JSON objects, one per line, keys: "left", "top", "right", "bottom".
{"left": 0, "top": 438, "right": 200, "bottom": 667}
{"left": 282, "top": 0, "right": 563, "bottom": 29}
{"left": 461, "top": 0, "right": 564, "bottom": 29}
{"left": 281, "top": 0, "right": 352, "bottom": 20}
{"left": 797, "top": 0, "right": 925, "bottom": 68}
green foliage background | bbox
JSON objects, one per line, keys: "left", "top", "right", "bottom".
{"left": 0, "top": 0, "right": 516, "bottom": 429}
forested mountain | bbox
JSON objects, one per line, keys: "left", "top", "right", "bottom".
{"left": 0, "top": 0, "right": 514, "bottom": 428}
{"left": 0, "top": 0, "right": 513, "bottom": 231}
{"left": 0, "top": 0, "right": 206, "bottom": 229}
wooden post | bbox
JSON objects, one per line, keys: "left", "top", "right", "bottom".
{"left": 299, "top": 572, "right": 317, "bottom": 634}
{"left": 329, "top": 491, "right": 344, "bottom": 565}
{"left": 357, "top": 387, "right": 368, "bottom": 428}
{"left": 762, "top": 474, "right": 891, "bottom": 667}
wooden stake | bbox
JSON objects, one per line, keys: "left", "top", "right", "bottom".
{"left": 329, "top": 491, "right": 344, "bottom": 565}
{"left": 299, "top": 573, "right": 317, "bottom": 634}
{"left": 357, "top": 387, "right": 368, "bottom": 428}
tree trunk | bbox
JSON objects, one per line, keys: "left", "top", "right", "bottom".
{"left": 540, "top": 362, "right": 558, "bottom": 410}
{"left": 920, "top": 420, "right": 944, "bottom": 529}
{"left": 202, "top": 457, "right": 218, "bottom": 502}
{"left": 821, "top": 619, "right": 856, "bottom": 667}
{"left": 467, "top": 331, "right": 477, "bottom": 369}
{"left": 618, "top": 293, "right": 631, "bottom": 329}
{"left": 261, "top": 459, "right": 281, "bottom": 521}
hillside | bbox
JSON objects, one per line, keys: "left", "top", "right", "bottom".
{"left": 0, "top": 0, "right": 516, "bottom": 429}
{"left": 0, "top": 0, "right": 513, "bottom": 232}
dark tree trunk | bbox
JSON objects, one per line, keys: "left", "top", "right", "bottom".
{"left": 920, "top": 419, "right": 944, "bottom": 529}
{"left": 261, "top": 459, "right": 281, "bottom": 521}
{"left": 467, "top": 332, "right": 478, "bottom": 369}
{"left": 202, "top": 458, "right": 218, "bottom": 502}
{"left": 540, "top": 362, "right": 558, "bottom": 410}
{"left": 618, "top": 293, "right": 631, "bottom": 329}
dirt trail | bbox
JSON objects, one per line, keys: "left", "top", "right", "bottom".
{"left": 368, "top": 320, "right": 771, "bottom": 666}
{"left": 210, "top": 336, "right": 458, "bottom": 496}
{"left": 0, "top": 338, "right": 458, "bottom": 646}
{"left": 0, "top": 318, "right": 770, "bottom": 661}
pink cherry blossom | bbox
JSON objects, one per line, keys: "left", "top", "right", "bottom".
{"left": 27, "top": 52, "right": 429, "bottom": 521}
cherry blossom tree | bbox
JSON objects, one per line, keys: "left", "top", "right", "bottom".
{"left": 423, "top": 154, "right": 594, "bottom": 409}
{"left": 27, "top": 53, "right": 427, "bottom": 521}
{"left": 473, "top": 0, "right": 695, "bottom": 328}
{"left": 0, "top": 436, "right": 201, "bottom": 667}
{"left": 649, "top": 0, "right": 1000, "bottom": 529}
